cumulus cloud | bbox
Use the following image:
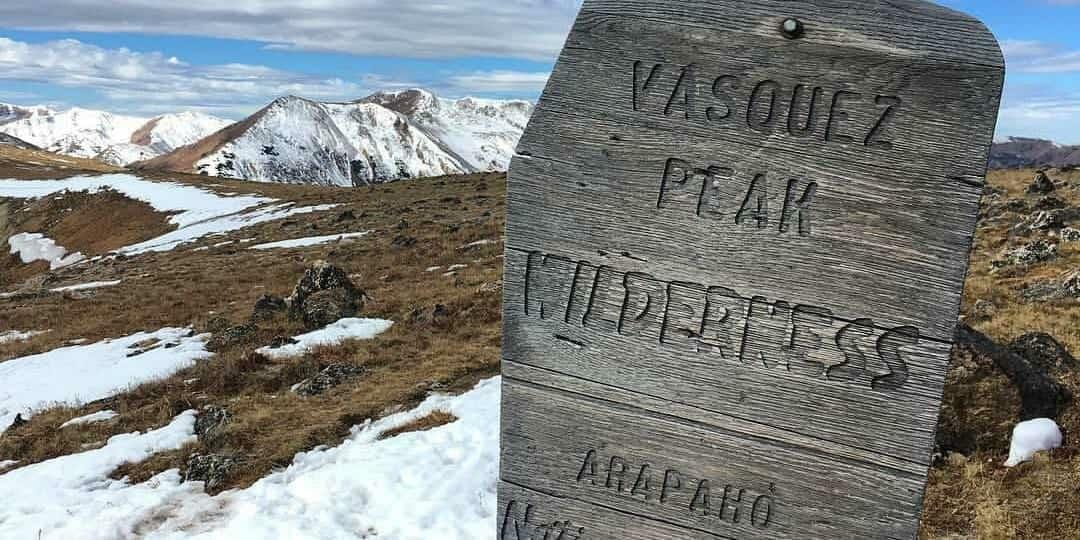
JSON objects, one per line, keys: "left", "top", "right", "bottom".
{"left": 0, "top": 0, "right": 582, "bottom": 61}
{"left": 0, "top": 37, "right": 369, "bottom": 117}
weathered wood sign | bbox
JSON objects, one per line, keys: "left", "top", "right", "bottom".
{"left": 499, "top": 1, "right": 1003, "bottom": 538}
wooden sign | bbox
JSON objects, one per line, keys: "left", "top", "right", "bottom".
{"left": 499, "top": 1, "right": 1003, "bottom": 538}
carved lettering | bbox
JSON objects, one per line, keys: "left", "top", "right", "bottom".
{"left": 516, "top": 249, "right": 922, "bottom": 391}
{"left": 575, "top": 450, "right": 779, "bottom": 532}
{"left": 631, "top": 61, "right": 905, "bottom": 149}
{"left": 501, "top": 500, "right": 585, "bottom": 540}
{"left": 658, "top": 158, "right": 815, "bottom": 235}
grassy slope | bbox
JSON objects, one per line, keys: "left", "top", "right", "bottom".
{"left": 0, "top": 164, "right": 1077, "bottom": 537}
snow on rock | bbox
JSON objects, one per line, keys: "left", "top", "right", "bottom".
{"left": 0, "top": 330, "right": 50, "bottom": 344}
{"left": 249, "top": 231, "right": 373, "bottom": 250}
{"left": 0, "top": 411, "right": 201, "bottom": 539}
{"left": 60, "top": 410, "right": 120, "bottom": 429}
{"left": 196, "top": 96, "right": 358, "bottom": 186}
{"left": 7, "top": 232, "right": 85, "bottom": 269}
{"left": 0, "top": 105, "right": 146, "bottom": 159}
{"left": 258, "top": 318, "right": 394, "bottom": 359}
{"left": 1005, "top": 418, "right": 1064, "bottom": 467}
{"left": 0, "top": 328, "right": 211, "bottom": 431}
{"left": 188, "top": 89, "right": 531, "bottom": 186}
{"left": 0, "top": 103, "right": 228, "bottom": 165}
{"left": 361, "top": 89, "right": 533, "bottom": 173}
{"left": 50, "top": 280, "right": 123, "bottom": 293}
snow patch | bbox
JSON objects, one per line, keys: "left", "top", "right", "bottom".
{"left": 60, "top": 410, "right": 119, "bottom": 428}
{"left": 1005, "top": 418, "right": 1064, "bottom": 467}
{"left": 50, "top": 280, "right": 123, "bottom": 293}
{"left": 249, "top": 231, "right": 373, "bottom": 250}
{"left": 0, "top": 412, "right": 200, "bottom": 538}
{"left": 258, "top": 318, "right": 394, "bottom": 359}
{"left": 0, "top": 328, "right": 211, "bottom": 431}
{"left": 7, "top": 232, "right": 85, "bottom": 269}
{"left": 0, "top": 330, "right": 50, "bottom": 344}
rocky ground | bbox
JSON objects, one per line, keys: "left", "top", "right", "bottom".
{"left": 0, "top": 143, "right": 1078, "bottom": 537}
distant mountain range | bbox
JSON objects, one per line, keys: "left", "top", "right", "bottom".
{"left": 989, "top": 137, "right": 1080, "bottom": 170}
{"left": 4, "top": 96, "right": 1071, "bottom": 182}
{"left": 0, "top": 89, "right": 533, "bottom": 186}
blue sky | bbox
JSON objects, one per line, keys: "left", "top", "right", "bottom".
{"left": 1, "top": 0, "right": 1079, "bottom": 142}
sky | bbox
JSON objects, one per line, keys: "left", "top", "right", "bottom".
{"left": 0, "top": 0, "right": 1079, "bottom": 142}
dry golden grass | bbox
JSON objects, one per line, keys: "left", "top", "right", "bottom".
{"left": 0, "top": 145, "right": 119, "bottom": 179}
{"left": 377, "top": 411, "right": 459, "bottom": 441}
{"left": 921, "top": 168, "right": 1080, "bottom": 540}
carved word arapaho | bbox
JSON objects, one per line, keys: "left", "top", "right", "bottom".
{"left": 521, "top": 250, "right": 920, "bottom": 390}
{"left": 577, "top": 449, "right": 776, "bottom": 531}
{"left": 633, "top": 62, "right": 902, "bottom": 148}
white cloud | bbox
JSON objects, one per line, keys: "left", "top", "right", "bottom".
{"left": 0, "top": 0, "right": 582, "bottom": 62}
{"left": 446, "top": 70, "right": 550, "bottom": 93}
{"left": 1001, "top": 39, "right": 1080, "bottom": 73}
{"left": 0, "top": 37, "right": 369, "bottom": 117}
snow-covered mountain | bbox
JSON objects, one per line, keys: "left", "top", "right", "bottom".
{"left": 141, "top": 89, "right": 534, "bottom": 186}
{"left": 0, "top": 105, "right": 229, "bottom": 166}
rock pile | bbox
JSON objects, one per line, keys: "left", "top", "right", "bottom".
{"left": 293, "top": 363, "right": 367, "bottom": 397}
{"left": 992, "top": 239, "right": 1058, "bottom": 269}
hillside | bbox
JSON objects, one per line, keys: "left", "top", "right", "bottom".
{"left": 0, "top": 156, "right": 1077, "bottom": 537}
{"left": 991, "top": 137, "right": 1080, "bottom": 170}
{"left": 0, "top": 103, "right": 229, "bottom": 166}
{"left": 137, "top": 89, "right": 533, "bottom": 186}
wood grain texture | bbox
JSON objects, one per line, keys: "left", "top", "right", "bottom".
{"left": 500, "top": 0, "right": 1004, "bottom": 538}
{"left": 500, "top": 380, "right": 926, "bottom": 539}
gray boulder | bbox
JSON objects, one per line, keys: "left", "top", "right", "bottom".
{"left": 184, "top": 453, "right": 239, "bottom": 491}
{"left": 293, "top": 363, "right": 367, "bottom": 396}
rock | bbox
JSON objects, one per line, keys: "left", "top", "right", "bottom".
{"left": 957, "top": 324, "right": 1070, "bottom": 421}
{"left": 250, "top": 294, "right": 287, "bottom": 322}
{"left": 1062, "top": 227, "right": 1080, "bottom": 243}
{"left": 391, "top": 235, "right": 417, "bottom": 248}
{"left": 992, "top": 239, "right": 1058, "bottom": 269}
{"left": 1033, "top": 196, "right": 1068, "bottom": 211}
{"left": 293, "top": 363, "right": 367, "bottom": 397}
{"left": 396, "top": 218, "right": 409, "bottom": 230}
{"left": 267, "top": 335, "right": 299, "bottom": 349}
{"left": 206, "top": 324, "right": 258, "bottom": 351}
{"left": 1010, "top": 333, "right": 1077, "bottom": 373}
{"left": 971, "top": 299, "right": 995, "bottom": 320}
{"left": 300, "top": 288, "right": 359, "bottom": 330}
{"left": 1029, "top": 210, "right": 1064, "bottom": 230}
{"left": 203, "top": 316, "right": 232, "bottom": 334}
{"left": 195, "top": 406, "right": 229, "bottom": 447}
{"left": 286, "top": 261, "right": 366, "bottom": 330}
{"left": 184, "top": 453, "right": 239, "bottom": 490}
{"left": 1027, "top": 171, "right": 1056, "bottom": 195}
{"left": 335, "top": 210, "right": 356, "bottom": 222}
{"left": 1065, "top": 270, "right": 1080, "bottom": 296}
{"left": 7, "top": 414, "right": 27, "bottom": 431}
{"left": 478, "top": 280, "right": 503, "bottom": 294}
{"left": 409, "top": 304, "right": 450, "bottom": 325}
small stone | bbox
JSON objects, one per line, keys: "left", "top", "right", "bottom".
{"left": 250, "top": 294, "right": 287, "bottom": 322}
{"left": 391, "top": 235, "right": 417, "bottom": 248}
{"left": 335, "top": 210, "right": 356, "bottom": 222}
{"left": 1027, "top": 171, "right": 1056, "bottom": 195}
{"left": 267, "top": 335, "right": 299, "bottom": 349}
{"left": 1062, "top": 227, "right": 1080, "bottom": 243}
{"left": 992, "top": 240, "right": 1058, "bottom": 270}
{"left": 1009, "top": 333, "right": 1077, "bottom": 373}
{"left": 1029, "top": 210, "right": 1063, "bottom": 231}
{"left": 195, "top": 406, "right": 230, "bottom": 447}
{"left": 184, "top": 453, "right": 239, "bottom": 490}
{"left": 203, "top": 316, "right": 232, "bottom": 334}
{"left": 293, "top": 363, "right": 367, "bottom": 397}
{"left": 972, "top": 299, "right": 995, "bottom": 319}
{"left": 206, "top": 324, "right": 258, "bottom": 352}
